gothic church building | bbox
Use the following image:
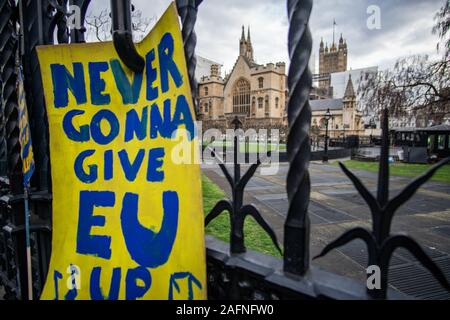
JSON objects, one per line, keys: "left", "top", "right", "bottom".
{"left": 198, "top": 26, "right": 364, "bottom": 138}
{"left": 198, "top": 27, "right": 287, "bottom": 131}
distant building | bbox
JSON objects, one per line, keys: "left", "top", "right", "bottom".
{"left": 310, "top": 33, "right": 364, "bottom": 137}
{"left": 195, "top": 55, "right": 222, "bottom": 81}
{"left": 330, "top": 66, "right": 378, "bottom": 99}
{"left": 197, "top": 26, "right": 369, "bottom": 139}
{"left": 197, "top": 26, "right": 287, "bottom": 131}
{"left": 311, "top": 75, "right": 364, "bottom": 138}
{"left": 310, "top": 34, "right": 348, "bottom": 100}
{"left": 318, "top": 34, "right": 348, "bottom": 89}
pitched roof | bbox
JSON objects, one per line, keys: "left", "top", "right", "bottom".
{"left": 344, "top": 75, "right": 355, "bottom": 98}
{"left": 392, "top": 124, "right": 450, "bottom": 132}
{"left": 224, "top": 55, "right": 260, "bottom": 85}
{"left": 310, "top": 98, "right": 343, "bottom": 111}
{"left": 420, "top": 124, "right": 450, "bottom": 132}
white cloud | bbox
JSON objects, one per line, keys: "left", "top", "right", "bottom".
{"left": 85, "top": 0, "right": 445, "bottom": 74}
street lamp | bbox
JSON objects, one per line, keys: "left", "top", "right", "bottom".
{"left": 323, "top": 108, "right": 332, "bottom": 163}
{"left": 369, "top": 117, "right": 376, "bottom": 144}
{"left": 342, "top": 125, "right": 346, "bottom": 144}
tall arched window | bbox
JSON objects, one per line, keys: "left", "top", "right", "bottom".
{"left": 275, "top": 97, "right": 279, "bottom": 109}
{"left": 233, "top": 79, "right": 250, "bottom": 114}
{"left": 204, "top": 87, "right": 209, "bottom": 96}
{"left": 258, "top": 77, "right": 264, "bottom": 89}
{"left": 258, "top": 97, "right": 263, "bottom": 109}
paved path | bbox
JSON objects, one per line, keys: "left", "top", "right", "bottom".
{"left": 202, "top": 161, "right": 450, "bottom": 299}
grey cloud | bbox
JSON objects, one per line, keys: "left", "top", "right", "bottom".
{"left": 85, "top": 0, "right": 445, "bottom": 73}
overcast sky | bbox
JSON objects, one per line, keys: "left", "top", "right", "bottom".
{"left": 87, "top": 0, "right": 445, "bottom": 74}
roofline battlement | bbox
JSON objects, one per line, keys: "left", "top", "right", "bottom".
{"left": 199, "top": 75, "right": 225, "bottom": 84}
{"left": 251, "top": 62, "right": 286, "bottom": 73}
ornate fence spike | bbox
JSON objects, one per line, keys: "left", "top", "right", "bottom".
{"left": 204, "top": 118, "right": 281, "bottom": 255}
{"left": 316, "top": 108, "right": 450, "bottom": 299}
{"left": 284, "top": 0, "right": 313, "bottom": 276}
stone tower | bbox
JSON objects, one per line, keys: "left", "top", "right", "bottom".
{"left": 319, "top": 33, "right": 348, "bottom": 88}
{"left": 239, "top": 26, "right": 254, "bottom": 62}
{"left": 197, "top": 64, "right": 225, "bottom": 120}
{"left": 342, "top": 75, "right": 356, "bottom": 130}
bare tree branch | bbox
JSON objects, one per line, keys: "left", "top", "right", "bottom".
{"left": 358, "top": 1, "right": 450, "bottom": 127}
{"left": 85, "top": 8, "right": 156, "bottom": 43}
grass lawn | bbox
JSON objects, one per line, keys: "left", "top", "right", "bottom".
{"left": 201, "top": 174, "right": 282, "bottom": 257}
{"left": 337, "top": 160, "right": 450, "bottom": 184}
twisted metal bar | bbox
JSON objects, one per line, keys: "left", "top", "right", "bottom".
{"left": 0, "top": 0, "right": 25, "bottom": 300}
{"left": 21, "top": 0, "right": 69, "bottom": 192}
{"left": 176, "top": 0, "right": 202, "bottom": 118}
{"left": 49, "top": 0, "right": 70, "bottom": 44}
{"left": 0, "top": 75, "right": 4, "bottom": 177}
{"left": 2, "top": 0, "right": 22, "bottom": 192}
{"left": 284, "top": 0, "right": 313, "bottom": 276}
{"left": 0, "top": 0, "right": 12, "bottom": 177}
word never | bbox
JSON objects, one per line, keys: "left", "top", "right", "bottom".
{"left": 51, "top": 32, "right": 182, "bottom": 108}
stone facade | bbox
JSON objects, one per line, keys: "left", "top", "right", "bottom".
{"left": 318, "top": 34, "right": 348, "bottom": 89}
{"left": 197, "top": 28, "right": 363, "bottom": 140}
{"left": 309, "top": 33, "right": 365, "bottom": 137}
{"left": 311, "top": 75, "right": 364, "bottom": 138}
{"left": 198, "top": 26, "right": 287, "bottom": 132}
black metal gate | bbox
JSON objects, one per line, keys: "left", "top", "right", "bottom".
{"left": 0, "top": 0, "right": 449, "bottom": 300}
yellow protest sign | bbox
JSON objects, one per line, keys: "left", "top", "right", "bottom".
{"left": 36, "top": 3, "right": 206, "bottom": 300}
{"left": 17, "top": 67, "right": 35, "bottom": 185}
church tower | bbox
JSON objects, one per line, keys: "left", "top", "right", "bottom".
{"left": 239, "top": 26, "right": 254, "bottom": 62}
{"left": 239, "top": 25, "right": 246, "bottom": 56}
{"left": 342, "top": 75, "right": 356, "bottom": 130}
{"left": 246, "top": 27, "right": 254, "bottom": 62}
{"left": 318, "top": 27, "right": 348, "bottom": 88}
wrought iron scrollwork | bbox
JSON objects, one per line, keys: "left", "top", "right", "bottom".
{"left": 315, "top": 108, "right": 450, "bottom": 299}
{"left": 284, "top": 0, "right": 313, "bottom": 276}
{"left": 205, "top": 117, "right": 282, "bottom": 255}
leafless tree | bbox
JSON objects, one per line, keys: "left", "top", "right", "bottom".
{"left": 433, "top": 0, "right": 450, "bottom": 59}
{"left": 359, "top": 0, "right": 450, "bottom": 127}
{"left": 85, "top": 8, "right": 156, "bottom": 42}
{"left": 85, "top": 9, "right": 110, "bottom": 42}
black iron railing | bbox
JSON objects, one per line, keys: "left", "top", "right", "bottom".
{"left": 0, "top": 0, "right": 449, "bottom": 300}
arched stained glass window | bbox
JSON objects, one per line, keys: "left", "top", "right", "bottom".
{"left": 233, "top": 79, "right": 250, "bottom": 115}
